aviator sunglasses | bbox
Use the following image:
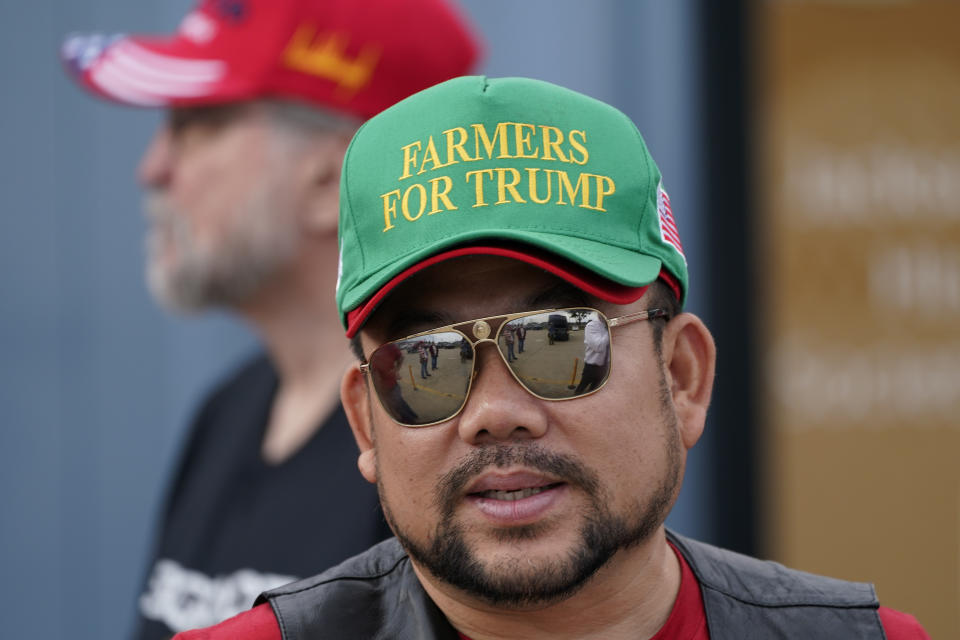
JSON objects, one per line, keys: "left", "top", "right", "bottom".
{"left": 360, "top": 307, "right": 670, "bottom": 427}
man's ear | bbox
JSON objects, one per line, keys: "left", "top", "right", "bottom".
{"left": 341, "top": 361, "right": 378, "bottom": 484}
{"left": 300, "top": 131, "right": 353, "bottom": 235}
{"left": 660, "top": 313, "right": 716, "bottom": 450}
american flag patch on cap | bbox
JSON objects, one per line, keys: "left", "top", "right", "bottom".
{"left": 656, "top": 181, "right": 685, "bottom": 263}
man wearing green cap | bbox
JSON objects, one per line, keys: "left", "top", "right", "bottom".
{"left": 175, "top": 76, "right": 928, "bottom": 639}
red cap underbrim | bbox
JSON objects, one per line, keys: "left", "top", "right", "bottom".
{"left": 344, "top": 245, "right": 681, "bottom": 338}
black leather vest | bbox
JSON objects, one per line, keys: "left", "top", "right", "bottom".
{"left": 257, "top": 530, "right": 884, "bottom": 639}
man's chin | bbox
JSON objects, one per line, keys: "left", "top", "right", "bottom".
{"left": 396, "top": 519, "right": 621, "bottom": 609}
{"left": 146, "top": 263, "right": 210, "bottom": 314}
{"left": 468, "top": 521, "right": 579, "bottom": 555}
{"left": 429, "top": 547, "right": 607, "bottom": 609}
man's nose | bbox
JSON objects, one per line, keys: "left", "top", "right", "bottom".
{"left": 137, "top": 126, "right": 173, "bottom": 188}
{"left": 456, "top": 342, "right": 549, "bottom": 445}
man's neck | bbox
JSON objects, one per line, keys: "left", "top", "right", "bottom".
{"left": 416, "top": 530, "right": 681, "bottom": 640}
{"left": 237, "top": 248, "right": 351, "bottom": 464}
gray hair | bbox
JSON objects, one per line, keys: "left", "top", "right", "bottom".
{"left": 261, "top": 99, "right": 362, "bottom": 137}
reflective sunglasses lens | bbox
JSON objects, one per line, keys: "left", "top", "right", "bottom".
{"left": 500, "top": 309, "right": 611, "bottom": 399}
{"left": 368, "top": 331, "right": 472, "bottom": 426}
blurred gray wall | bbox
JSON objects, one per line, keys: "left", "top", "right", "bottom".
{"left": 0, "top": 1, "right": 708, "bottom": 638}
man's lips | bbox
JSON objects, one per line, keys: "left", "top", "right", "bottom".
{"left": 464, "top": 471, "right": 567, "bottom": 522}
{"left": 466, "top": 471, "right": 565, "bottom": 496}
{"left": 473, "top": 485, "right": 563, "bottom": 501}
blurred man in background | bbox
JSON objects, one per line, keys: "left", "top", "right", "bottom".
{"left": 61, "top": 0, "right": 479, "bottom": 637}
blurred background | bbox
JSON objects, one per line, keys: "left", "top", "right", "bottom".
{"left": 0, "top": 0, "right": 955, "bottom": 637}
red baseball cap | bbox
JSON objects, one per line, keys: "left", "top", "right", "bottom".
{"left": 60, "top": 0, "right": 481, "bottom": 118}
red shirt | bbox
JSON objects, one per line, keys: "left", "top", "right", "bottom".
{"left": 174, "top": 545, "right": 929, "bottom": 640}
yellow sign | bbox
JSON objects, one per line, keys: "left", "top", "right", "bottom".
{"left": 758, "top": 3, "right": 960, "bottom": 638}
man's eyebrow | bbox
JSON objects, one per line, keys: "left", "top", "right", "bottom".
{"left": 384, "top": 309, "right": 452, "bottom": 339}
{"left": 380, "top": 282, "right": 592, "bottom": 338}
{"left": 526, "top": 282, "right": 592, "bottom": 310}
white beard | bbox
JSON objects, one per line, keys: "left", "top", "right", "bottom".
{"left": 143, "top": 176, "right": 300, "bottom": 313}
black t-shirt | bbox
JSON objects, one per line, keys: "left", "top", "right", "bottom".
{"left": 134, "top": 354, "right": 392, "bottom": 639}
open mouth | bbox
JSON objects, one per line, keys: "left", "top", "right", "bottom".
{"left": 472, "top": 482, "right": 564, "bottom": 501}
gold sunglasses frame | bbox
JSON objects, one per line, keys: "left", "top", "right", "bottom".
{"left": 359, "top": 306, "right": 670, "bottom": 427}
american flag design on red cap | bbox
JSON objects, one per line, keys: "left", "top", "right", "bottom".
{"left": 656, "top": 181, "right": 686, "bottom": 264}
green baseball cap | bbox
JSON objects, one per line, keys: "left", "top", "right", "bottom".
{"left": 337, "top": 76, "right": 687, "bottom": 336}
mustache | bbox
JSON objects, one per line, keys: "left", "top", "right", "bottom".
{"left": 142, "top": 191, "right": 174, "bottom": 223}
{"left": 142, "top": 192, "right": 192, "bottom": 251}
{"left": 434, "top": 444, "right": 600, "bottom": 516}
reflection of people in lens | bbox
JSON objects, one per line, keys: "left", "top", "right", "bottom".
{"left": 503, "top": 325, "right": 517, "bottom": 362}
{"left": 418, "top": 341, "right": 431, "bottom": 379}
{"left": 429, "top": 341, "right": 439, "bottom": 370}
{"left": 371, "top": 343, "right": 418, "bottom": 424}
{"left": 516, "top": 323, "right": 526, "bottom": 353}
{"left": 575, "top": 316, "right": 610, "bottom": 393}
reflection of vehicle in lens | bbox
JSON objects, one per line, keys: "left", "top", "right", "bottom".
{"left": 547, "top": 314, "right": 569, "bottom": 344}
